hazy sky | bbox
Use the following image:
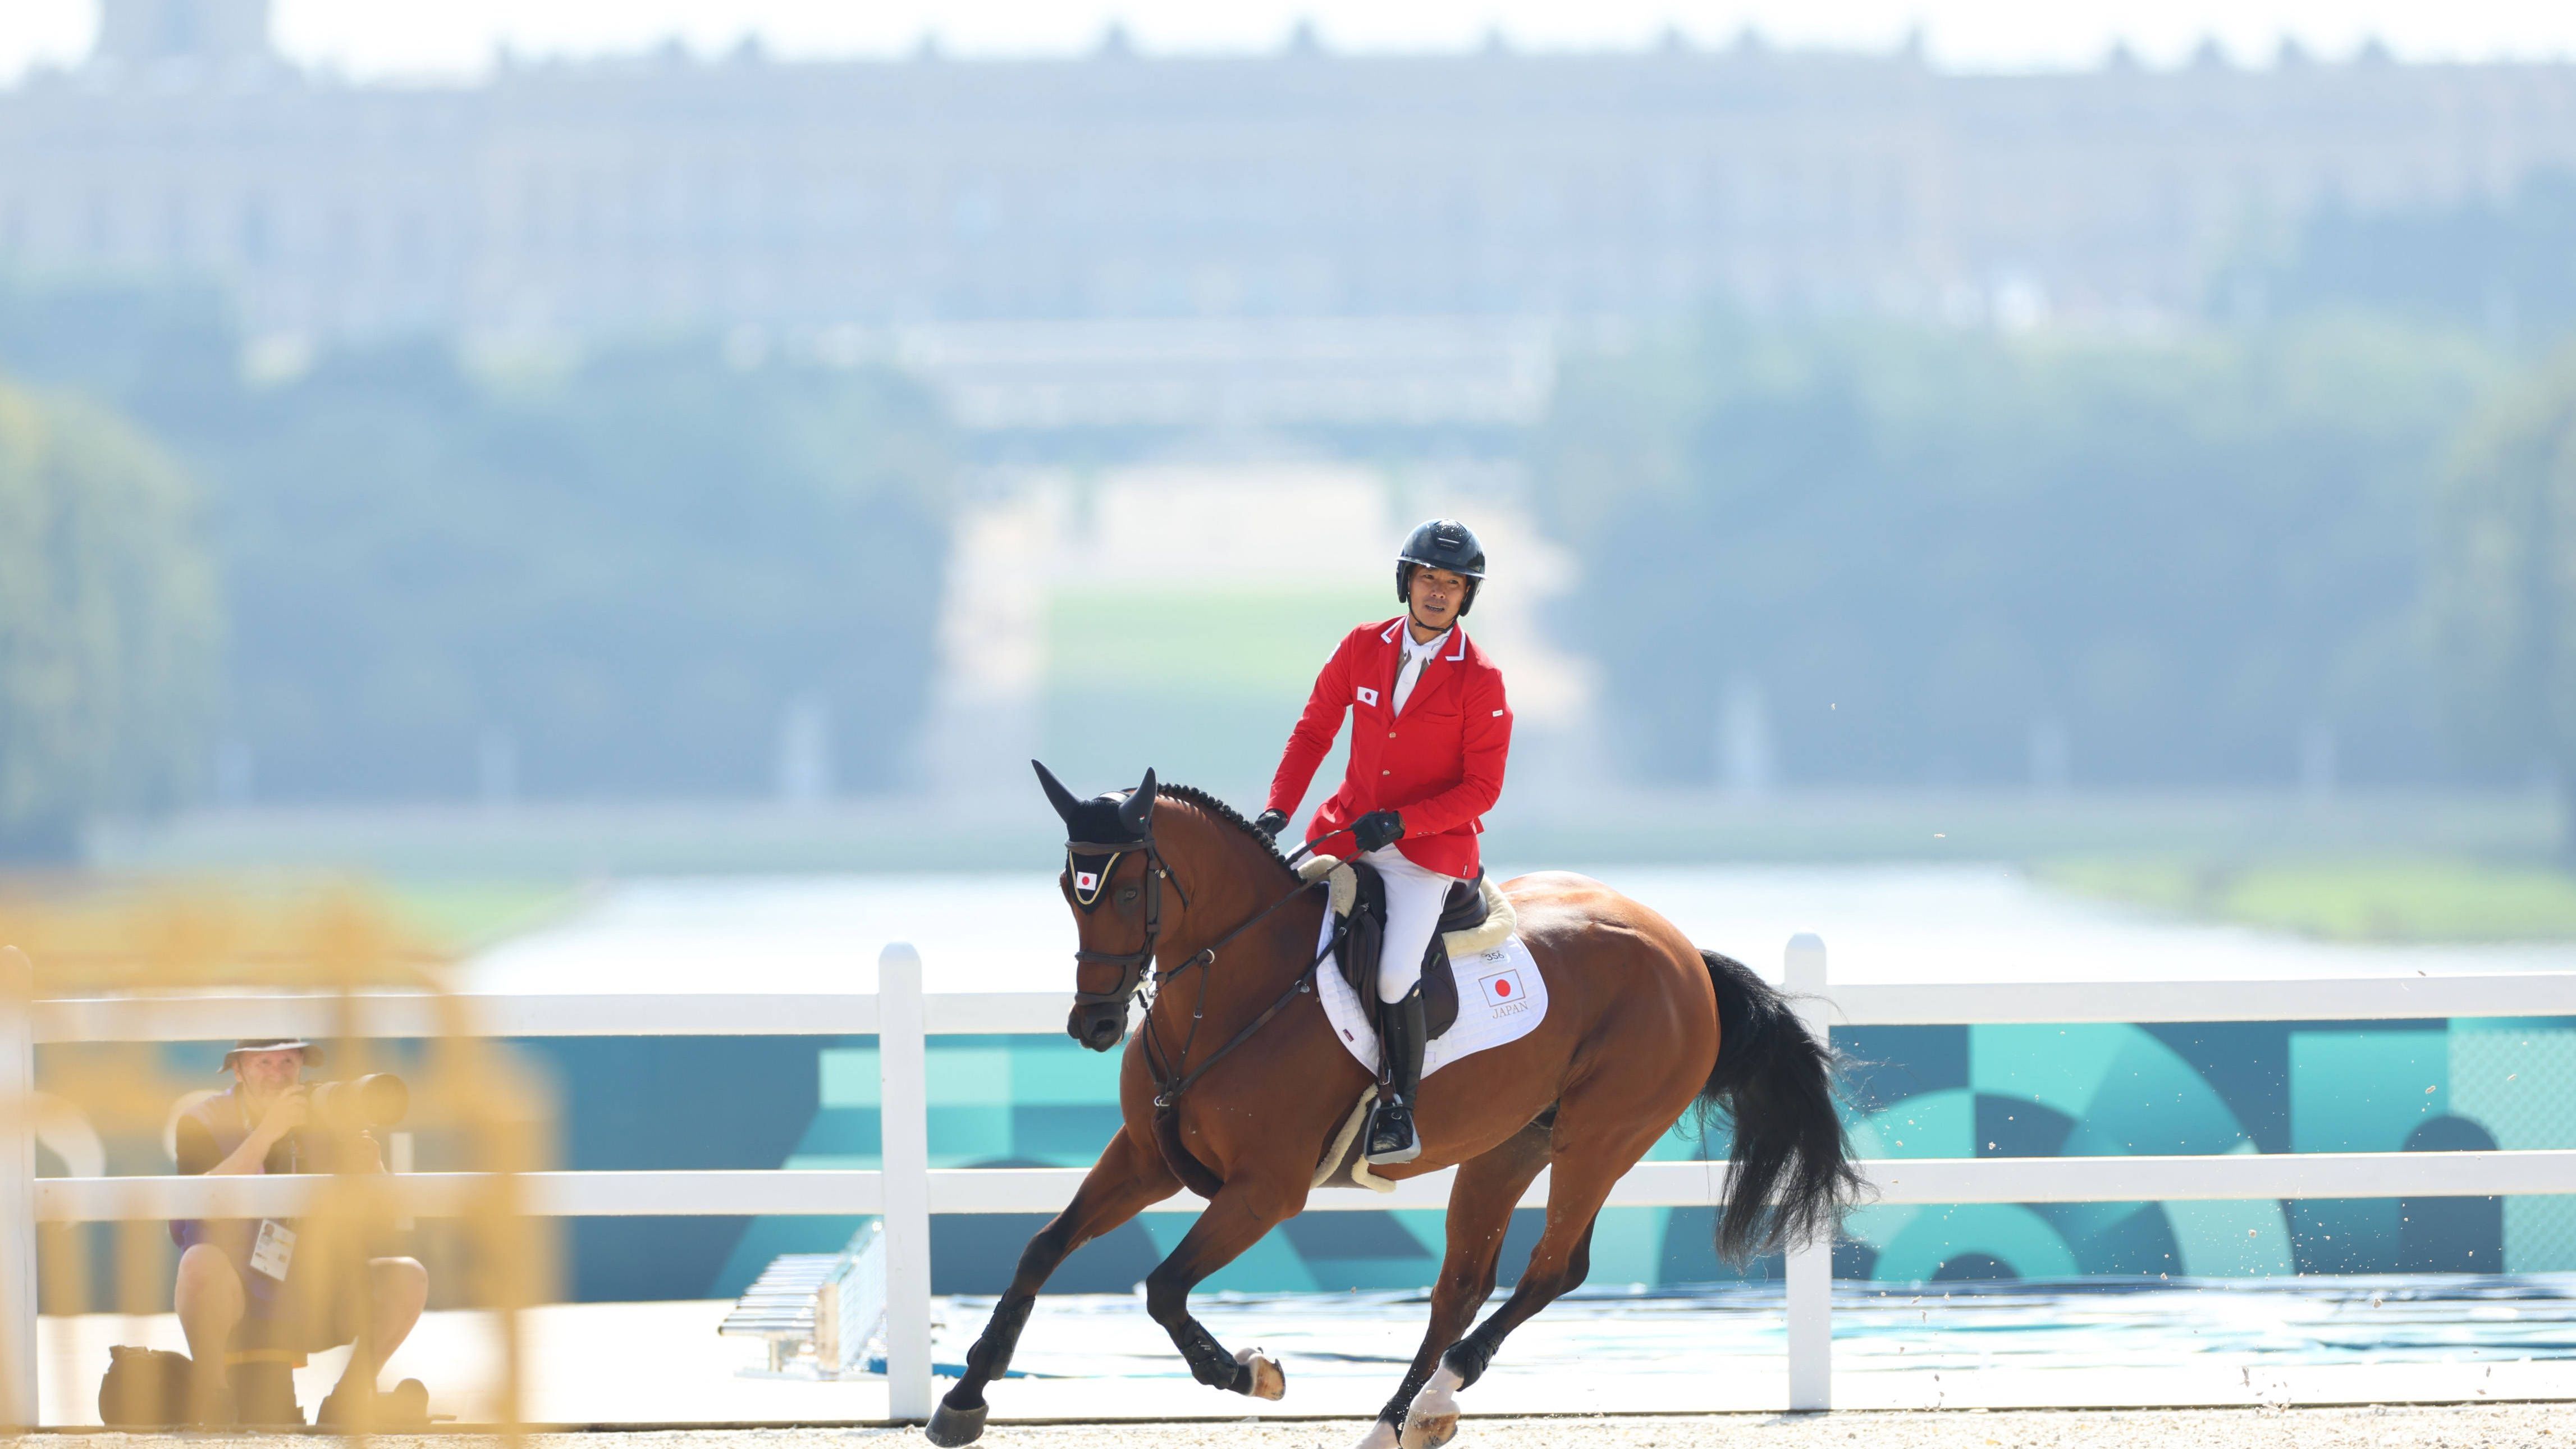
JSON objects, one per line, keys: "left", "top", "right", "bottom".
{"left": 4, "top": 0, "right": 2574, "bottom": 81}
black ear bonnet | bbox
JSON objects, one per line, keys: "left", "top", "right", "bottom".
{"left": 1063, "top": 802, "right": 1140, "bottom": 913}
{"left": 1033, "top": 761, "right": 1156, "bottom": 913}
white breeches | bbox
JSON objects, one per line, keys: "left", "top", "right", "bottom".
{"left": 1364, "top": 847, "right": 1465, "bottom": 1004}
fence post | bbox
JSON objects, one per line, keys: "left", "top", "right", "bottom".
{"left": 1782, "top": 933, "right": 1832, "bottom": 1413}
{"left": 1, "top": 946, "right": 36, "bottom": 1429}
{"left": 878, "top": 943, "right": 935, "bottom": 1422}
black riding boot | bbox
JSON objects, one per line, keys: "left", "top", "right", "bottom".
{"left": 1366, "top": 985, "right": 1429, "bottom": 1164}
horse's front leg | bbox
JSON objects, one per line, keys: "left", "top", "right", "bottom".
{"left": 1142, "top": 1168, "right": 1309, "bottom": 1399}
{"left": 926, "top": 1126, "right": 1177, "bottom": 1446}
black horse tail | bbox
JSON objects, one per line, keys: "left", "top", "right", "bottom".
{"left": 1697, "top": 948, "right": 1866, "bottom": 1267}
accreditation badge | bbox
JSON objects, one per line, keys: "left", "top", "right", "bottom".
{"left": 248, "top": 1219, "right": 297, "bottom": 1282}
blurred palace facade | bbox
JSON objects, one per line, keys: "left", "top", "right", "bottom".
{"left": 7, "top": 0, "right": 2576, "bottom": 345}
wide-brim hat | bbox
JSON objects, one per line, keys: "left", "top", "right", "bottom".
{"left": 221, "top": 1039, "right": 323, "bottom": 1073}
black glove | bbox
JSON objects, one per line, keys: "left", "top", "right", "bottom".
{"left": 1350, "top": 810, "right": 1405, "bottom": 853}
{"left": 1252, "top": 808, "right": 1289, "bottom": 842}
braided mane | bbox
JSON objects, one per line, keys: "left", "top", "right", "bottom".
{"left": 1153, "top": 783, "right": 1295, "bottom": 875}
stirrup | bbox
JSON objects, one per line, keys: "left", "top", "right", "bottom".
{"left": 1365, "top": 1100, "right": 1421, "bottom": 1164}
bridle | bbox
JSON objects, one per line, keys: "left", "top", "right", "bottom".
{"left": 1064, "top": 825, "right": 1347, "bottom": 1109}
{"left": 1065, "top": 834, "right": 1188, "bottom": 1013}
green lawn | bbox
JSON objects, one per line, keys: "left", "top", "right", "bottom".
{"left": 382, "top": 879, "right": 592, "bottom": 955}
{"left": 2037, "top": 856, "right": 2576, "bottom": 942}
{"left": 1046, "top": 583, "right": 1387, "bottom": 694}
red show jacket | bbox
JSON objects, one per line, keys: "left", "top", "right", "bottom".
{"left": 1266, "top": 617, "right": 1513, "bottom": 880}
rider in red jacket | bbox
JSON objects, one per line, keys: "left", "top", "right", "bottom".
{"left": 1255, "top": 519, "right": 1513, "bottom": 1163}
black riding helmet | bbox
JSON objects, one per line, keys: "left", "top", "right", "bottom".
{"left": 1395, "top": 518, "right": 1487, "bottom": 616}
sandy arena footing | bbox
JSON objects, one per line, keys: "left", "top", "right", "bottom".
{"left": 21, "top": 1407, "right": 2576, "bottom": 1448}
{"left": 36, "top": 1292, "right": 2576, "bottom": 1427}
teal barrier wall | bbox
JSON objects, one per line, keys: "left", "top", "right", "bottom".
{"left": 80, "top": 1020, "right": 2550, "bottom": 1304}
{"left": 705, "top": 1017, "right": 2576, "bottom": 1297}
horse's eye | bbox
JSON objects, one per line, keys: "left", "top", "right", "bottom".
{"left": 1119, "top": 886, "right": 1139, "bottom": 903}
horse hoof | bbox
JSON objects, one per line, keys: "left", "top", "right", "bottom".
{"left": 1351, "top": 1417, "right": 1402, "bottom": 1449}
{"left": 925, "top": 1397, "right": 988, "bottom": 1447}
{"left": 1402, "top": 1369, "right": 1461, "bottom": 1449}
{"left": 1236, "top": 1346, "right": 1287, "bottom": 1400}
{"left": 1399, "top": 1400, "right": 1457, "bottom": 1449}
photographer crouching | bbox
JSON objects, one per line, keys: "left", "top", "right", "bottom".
{"left": 168, "top": 1039, "right": 428, "bottom": 1427}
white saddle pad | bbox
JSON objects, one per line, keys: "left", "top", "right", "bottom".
{"left": 1315, "top": 912, "right": 1550, "bottom": 1077}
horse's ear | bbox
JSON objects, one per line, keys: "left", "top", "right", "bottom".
{"left": 1033, "top": 760, "right": 1082, "bottom": 825}
{"left": 1119, "top": 767, "right": 1159, "bottom": 834}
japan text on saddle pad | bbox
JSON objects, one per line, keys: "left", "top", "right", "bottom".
{"left": 1314, "top": 912, "right": 1550, "bottom": 1076}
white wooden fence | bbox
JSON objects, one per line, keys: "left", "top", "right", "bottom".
{"left": 10, "top": 936, "right": 2576, "bottom": 1427}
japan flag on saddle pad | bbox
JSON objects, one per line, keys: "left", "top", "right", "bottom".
{"left": 1315, "top": 920, "right": 1549, "bottom": 1079}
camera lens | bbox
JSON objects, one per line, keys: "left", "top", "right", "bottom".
{"left": 310, "top": 1072, "right": 409, "bottom": 1128}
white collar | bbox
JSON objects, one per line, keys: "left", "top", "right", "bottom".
{"left": 1403, "top": 626, "right": 1452, "bottom": 659}
{"left": 1380, "top": 618, "right": 1468, "bottom": 661}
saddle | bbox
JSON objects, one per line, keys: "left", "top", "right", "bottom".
{"left": 1302, "top": 858, "right": 1495, "bottom": 1042}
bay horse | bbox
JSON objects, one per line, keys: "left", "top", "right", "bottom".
{"left": 923, "top": 765, "right": 1860, "bottom": 1449}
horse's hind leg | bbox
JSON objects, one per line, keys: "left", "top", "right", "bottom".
{"left": 1141, "top": 1169, "right": 1308, "bottom": 1399}
{"left": 1401, "top": 1134, "right": 1644, "bottom": 1449}
{"left": 927, "top": 1126, "right": 1177, "bottom": 1446}
{"left": 1353, "top": 1117, "right": 1553, "bottom": 1449}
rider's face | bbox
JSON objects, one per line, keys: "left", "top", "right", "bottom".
{"left": 1408, "top": 567, "right": 1466, "bottom": 632}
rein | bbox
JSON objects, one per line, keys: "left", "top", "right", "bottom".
{"left": 1146, "top": 890, "right": 1343, "bottom": 1109}
{"left": 1068, "top": 831, "right": 1341, "bottom": 1111}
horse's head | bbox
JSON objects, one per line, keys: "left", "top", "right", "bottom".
{"left": 1035, "top": 760, "right": 1168, "bottom": 1052}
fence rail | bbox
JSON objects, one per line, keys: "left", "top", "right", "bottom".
{"left": 34, "top": 975, "right": 2576, "bottom": 1043}
{"left": 35, "top": 1147, "right": 2576, "bottom": 1223}
{"left": 7, "top": 937, "right": 2576, "bottom": 1427}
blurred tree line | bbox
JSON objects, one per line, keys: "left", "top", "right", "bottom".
{"left": 22, "top": 162, "right": 2576, "bottom": 842}
{"left": 1540, "top": 316, "right": 2508, "bottom": 788}
{"left": 0, "top": 284, "right": 951, "bottom": 831}
{"left": 0, "top": 373, "right": 217, "bottom": 855}
{"left": 2234, "top": 171, "right": 2576, "bottom": 347}
{"left": 2433, "top": 351, "right": 2576, "bottom": 839}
